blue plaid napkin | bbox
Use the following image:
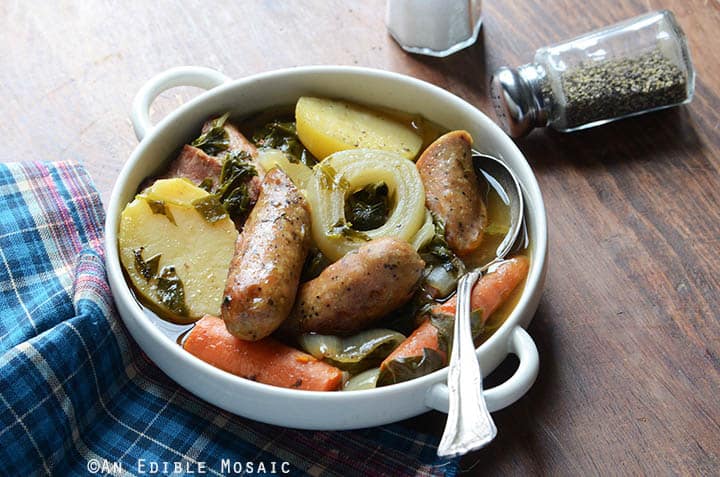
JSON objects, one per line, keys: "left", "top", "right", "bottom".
{"left": 0, "top": 162, "right": 458, "bottom": 476}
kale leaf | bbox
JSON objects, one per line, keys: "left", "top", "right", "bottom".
{"left": 377, "top": 348, "right": 445, "bottom": 386}
{"left": 214, "top": 151, "right": 258, "bottom": 222}
{"left": 252, "top": 120, "right": 318, "bottom": 167}
{"left": 345, "top": 183, "right": 390, "bottom": 231}
{"left": 191, "top": 112, "right": 231, "bottom": 156}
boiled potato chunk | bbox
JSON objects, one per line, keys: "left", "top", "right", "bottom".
{"left": 142, "top": 177, "right": 208, "bottom": 206}
{"left": 296, "top": 97, "right": 423, "bottom": 160}
{"left": 119, "top": 179, "right": 238, "bottom": 323}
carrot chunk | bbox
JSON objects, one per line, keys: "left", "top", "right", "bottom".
{"left": 380, "top": 319, "right": 445, "bottom": 370}
{"left": 381, "top": 256, "right": 530, "bottom": 371}
{"left": 184, "top": 315, "right": 343, "bottom": 391}
{"left": 434, "top": 256, "right": 530, "bottom": 318}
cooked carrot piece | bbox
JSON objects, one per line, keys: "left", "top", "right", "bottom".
{"left": 380, "top": 319, "right": 445, "bottom": 370}
{"left": 381, "top": 256, "right": 530, "bottom": 371}
{"left": 433, "top": 256, "right": 530, "bottom": 318}
{"left": 184, "top": 315, "right": 343, "bottom": 391}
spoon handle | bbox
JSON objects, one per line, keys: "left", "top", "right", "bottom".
{"left": 437, "top": 269, "right": 497, "bottom": 457}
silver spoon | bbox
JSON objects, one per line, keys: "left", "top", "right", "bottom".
{"left": 437, "top": 152, "right": 525, "bottom": 458}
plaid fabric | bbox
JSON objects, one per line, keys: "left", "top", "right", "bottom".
{"left": 0, "top": 162, "right": 458, "bottom": 477}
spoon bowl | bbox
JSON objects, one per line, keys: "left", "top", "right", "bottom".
{"left": 437, "top": 152, "right": 526, "bottom": 457}
{"left": 474, "top": 152, "right": 526, "bottom": 269}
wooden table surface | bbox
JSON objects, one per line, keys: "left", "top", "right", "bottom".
{"left": 2, "top": 1, "right": 719, "bottom": 475}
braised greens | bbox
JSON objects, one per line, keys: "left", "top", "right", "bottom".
{"left": 418, "top": 215, "right": 466, "bottom": 298}
{"left": 156, "top": 266, "right": 188, "bottom": 316}
{"left": 252, "top": 120, "right": 318, "bottom": 167}
{"left": 430, "top": 310, "right": 485, "bottom": 356}
{"left": 192, "top": 195, "right": 228, "bottom": 224}
{"left": 327, "top": 218, "right": 371, "bottom": 242}
{"left": 315, "top": 162, "right": 348, "bottom": 191}
{"left": 191, "top": 113, "right": 231, "bottom": 156}
{"left": 133, "top": 248, "right": 161, "bottom": 281}
{"left": 377, "top": 348, "right": 445, "bottom": 386}
{"left": 298, "top": 329, "right": 406, "bottom": 374}
{"left": 301, "top": 248, "right": 332, "bottom": 282}
{"left": 214, "top": 151, "right": 258, "bottom": 222}
{"left": 198, "top": 178, "right": 214, "bottom": 192}
{"left": 146, "top": 199, "right": 176, "bottom": 225}
{"left": 345, "top": 183, "right": 390, "bottom": 231}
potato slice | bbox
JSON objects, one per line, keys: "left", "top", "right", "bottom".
{"left": 142, "top": 177, "right": 208, "bottom": 206}
{"left": 295, "top": 97, "right": 423, "bottom": 160}
{"left": 119, "top": 179, "right": 238, "bottom": 323}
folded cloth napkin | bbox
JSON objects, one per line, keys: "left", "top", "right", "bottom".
{"left": 0, "top": 162, "right": 459, "bottom": 476}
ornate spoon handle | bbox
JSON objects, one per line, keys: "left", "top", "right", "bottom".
{"left": 437, "top": 269, "right": 497, "bottom": 457}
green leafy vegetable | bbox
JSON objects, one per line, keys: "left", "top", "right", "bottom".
{"left": 252, "top": 120, "right": 318, "bottom": 167}
{"left": 429, "top": 309, "right": 485, "bottom": 356}
{"left": 301, "top": 247, "right": 331, "bottom": 282}
{"left": 377, "top": 348, "right": 445, "bottom": 386}
{"left": 214, "top": 150, "right": 258, "bottom": 222}
{"left": 146, "top": 199, "right": 176, "bottom": 225}
{"left": 421, "top": 215, "right": 459, "bottom": 265}
{"left": 315, "top": 162, "right": 349, "bottom": 190}
{"left": 133, "top": 248, "right": 161, "bottom": 281}
{"left": 298, "top": 329, "right": 406, "bottom": 374}
{"left": 191, "top": 112, "right": 230, "bottom": 156}
{"left": 345, "top": 183, "right": 390, "bottom": 231}
{"left": 192, "top": 195, "right": 228, "bottom": 224}
{"left": 198, "top": 178, "right": 214, "bottom": 192}
{"left": 156, "top": 266, "right": 188, "bottom": 316}
{"left": 418, "top": 214, "right": 466, "bottom": 298}
{"left": 382, "top": 292, "right": 434, "bottom": 337}
{"left": 327, "top": 218, "right": 371, "bottom": 242}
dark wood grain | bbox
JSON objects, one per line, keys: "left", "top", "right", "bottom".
{"left": 1, "top": 0, "right": 719, "bottom": 475}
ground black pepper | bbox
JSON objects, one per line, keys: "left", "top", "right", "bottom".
{"left": 558, "top": 49, "right": 687, "bottom": 128}
{"left": 491, "top": 11, "right": 694, "bottom": 136}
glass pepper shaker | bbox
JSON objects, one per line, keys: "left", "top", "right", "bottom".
{"left": 490, "top": 10, "right": 695, "bottom": 137}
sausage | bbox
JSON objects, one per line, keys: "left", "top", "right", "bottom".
{"left": 221, "top": 168, "right": 311, "bottom": 340}
{"left": 283, "top": 237, "right": 425, "bottom": 336}
{"left": 416, "top": 130, "right": 487, "bottom": 256}
{"left": 166, "top": 144, "right": 222, "bottom": 184}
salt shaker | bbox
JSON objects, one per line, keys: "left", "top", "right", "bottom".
{"left": 490, "top": 10, "right": 695, "bottom": 137}
{"left": 385, "top": 0, "right": 482, "bottom": 57}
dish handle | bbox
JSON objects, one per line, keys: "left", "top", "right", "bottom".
{"left": 424, "top": 326, "right": 539, "bottom": 413}
{"left": 131, "top": 66, "right": 231, "bottom": 141}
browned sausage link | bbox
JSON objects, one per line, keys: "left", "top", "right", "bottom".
{"left": 221, "top": 168, "right": 311, "bottom": 340}
{"left": 416, "top": 130, "right": 487, "bottom": 256}
{"left": 283, "top": 237, "right": 425, "bottom": 336}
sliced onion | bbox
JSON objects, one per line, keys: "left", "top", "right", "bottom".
{"left": 410, "top": 209, "right": 435, "bottom": 251}
{"left": 343, "top": 368, "right": 381, "bottom": 391}
{"left": 297, "top": 328, "right": 406, "bottom": 373}
{"left": 424, "top": 265, "right": 458, "bottom": 298}
{"left": 305, "top": 149, "right": 427, "bottom": 261}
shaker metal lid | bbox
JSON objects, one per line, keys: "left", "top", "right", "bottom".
{"left": 490, "top": 66, "right": 539, "bottom": 138}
